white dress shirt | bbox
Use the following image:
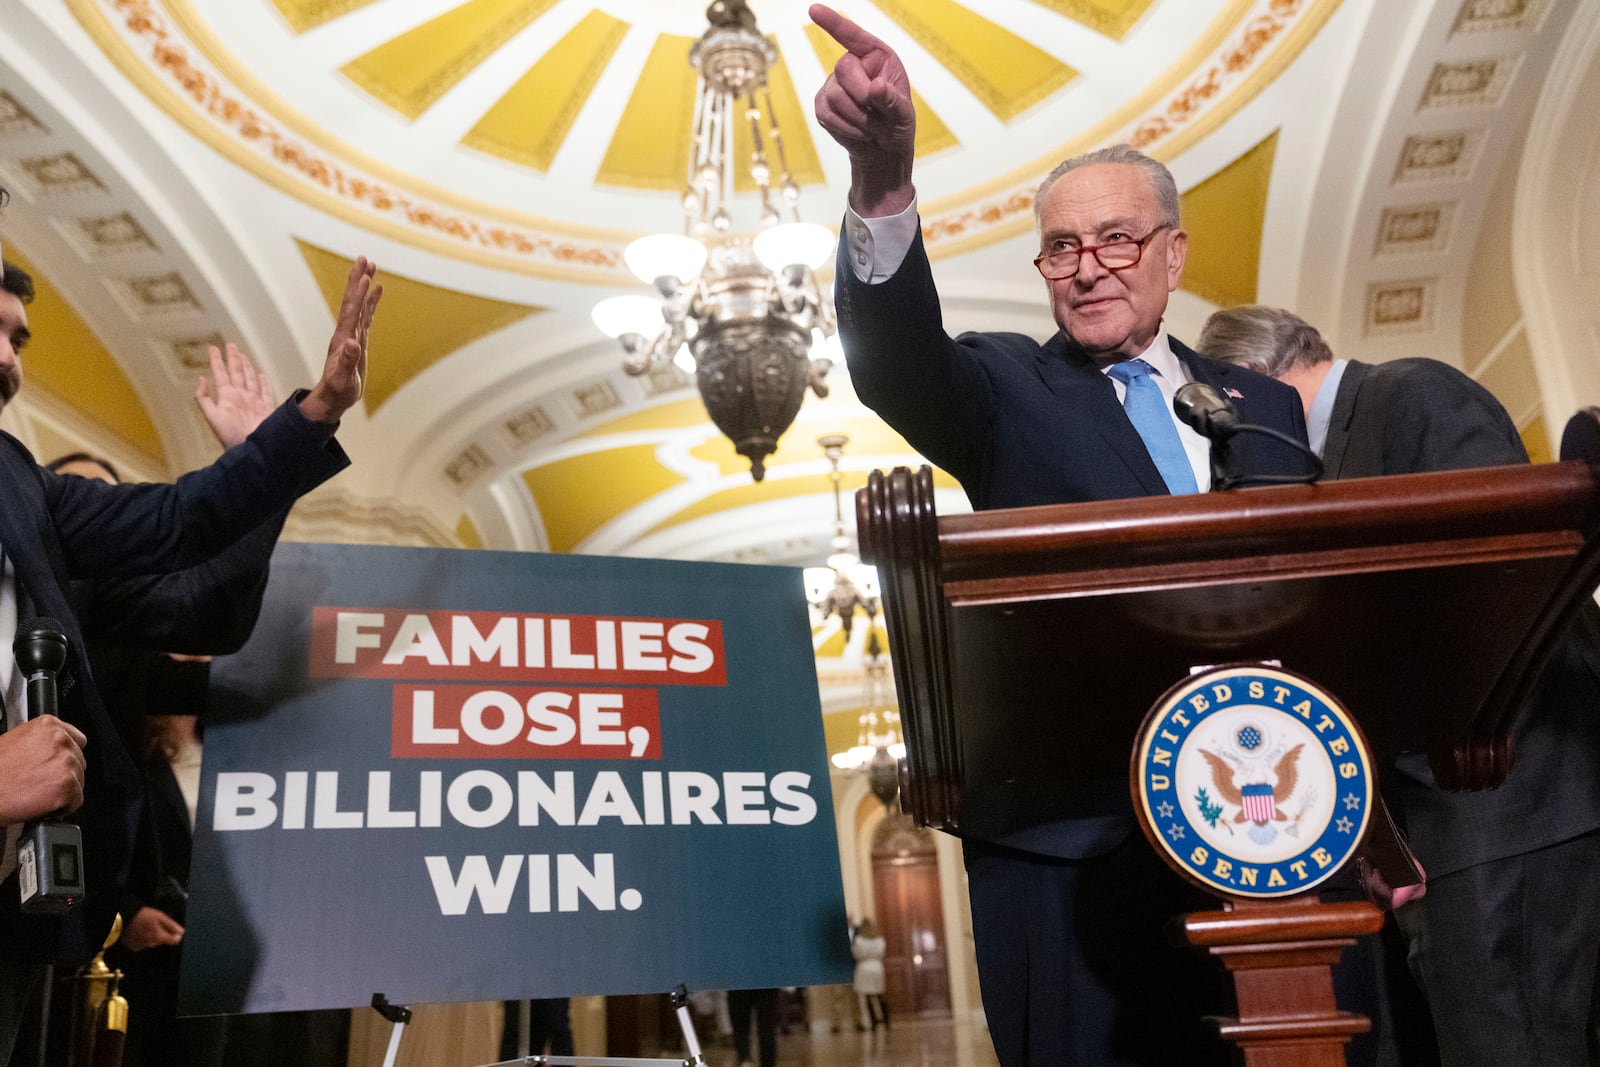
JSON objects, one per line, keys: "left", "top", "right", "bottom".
{"left": 843, "top": 200, "right": 1213, "bottom": 490}
{"left": 1, "top": 551, "right": 25, "bottom": 881}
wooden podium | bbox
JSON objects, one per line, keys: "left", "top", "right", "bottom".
{"left": 855, "top": 410, "right": 1600, "bottom": 1065}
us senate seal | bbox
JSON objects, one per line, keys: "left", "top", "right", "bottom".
{"left": 1131, "top": 664, "right": 1373, "bottom": 899}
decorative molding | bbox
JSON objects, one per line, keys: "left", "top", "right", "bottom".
{"left": 919, "top": 0, "right": 1339, "bottom": 256}
{"left": 70, "top": 0, "right": 1339, "bottom": 268}
{"left": 643, "top": 363, "right": 691, "bottom": 396}
{"left": 67, "top": 212, "right": 158, "bottom": 256}
{"left": 169, "top": 334, "right": 228, "bottom": 370}
{"left": 1364, "top": 278, "right": 1438, "bottom": 336}
{"left": 1375, "top": 203, "right": 1454, "bottom": 255}
{"left": 17, "top": 153, "right": 107, "bottom": 195}
{"left": 1393, "top": 129, "right": 1485, "bottom": 183}
{"left": 503, "top": 406, "right": 554, "bottom": 447}
{"left": 572, "top": 381, "right": 622, "bottom": 418}
{"left": 444, "top": 444, "right": 493, "bottom": 488}
{"left": 0, "top": 92, "right": 47, "bottom": 134}
{"left": 1451, "top": 0, "right": 1551, "bottom": 37}
{"left": 1418, "top": 56, "right": 1520, "bottom": 110}
{"left": 282, "top": 493, "right": 455, "bottom": 548}
{"left": 1128, "top": 0, "right": 1308, "bottom": 150}
{"left": 121, "top": 271, "right": 202, "bottom": 316}
{"left": 75, "top": 0, "right": 626, "bottom": 278}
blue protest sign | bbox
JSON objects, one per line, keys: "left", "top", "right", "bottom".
{"left": 179, "top": 543, "right": 851, "bottom": 1013}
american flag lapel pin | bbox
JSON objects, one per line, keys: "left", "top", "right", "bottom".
{"left": 1225, "top": 387, "right": 1244, "bottom": 399}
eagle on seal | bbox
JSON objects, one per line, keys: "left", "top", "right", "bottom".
{"left": 1201, "top": 744, "right": 1304, "bottom": 825}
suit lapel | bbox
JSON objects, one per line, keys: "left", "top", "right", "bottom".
{"left": 1322, "top": 360, "right": 1372, "bottom": 480}
{"left": 1034, "top": 333, "right": 1169, "bottom": 495}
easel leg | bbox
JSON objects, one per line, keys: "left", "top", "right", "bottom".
{"left": 670, "top": 985, "right": 706, "bottom": 1066}
{"left": 371, "top": 994, "right": 413, "bottom": 1067}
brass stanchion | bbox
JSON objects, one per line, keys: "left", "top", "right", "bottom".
{"left": 70, "top": 916, "right": 127, "bottom": 1067}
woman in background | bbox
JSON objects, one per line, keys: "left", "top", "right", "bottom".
{"left": 851, "top": 919, "right": 888, "bottom": 1032}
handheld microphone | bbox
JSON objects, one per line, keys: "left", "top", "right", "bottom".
{"left": 16, "top": 619, "right": 68, "bottom": 719}
{"left": 15, "top": 617, "right": 85, "bottom": 914}
{"left": 1173, "top": 381, "right": 1241, "bottom": 439}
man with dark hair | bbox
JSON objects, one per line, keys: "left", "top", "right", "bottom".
{"left": 0, "top": 203, "right": 383, "bottom": 1064}
{"left": 810, "top": 9, "right": 1311, "bottom": 1064}
{"left": 1201, "top": 303, "right": 1600, "bottom": 1066}
{"left": 0, "top": 261, "right": 33, "bottom": 408}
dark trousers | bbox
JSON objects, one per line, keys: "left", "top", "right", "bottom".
{"left": 1395, "top": 829, "right": 1600, "bottom": 1066}
{"left": 499, "top": 998, "right": 574, "bottom": 1059}
{"left": 0, "top": 962, "right": 46, "bottom": 1067}
{"left": 965, "top": 836, "right": 1234, "bottom": 1067}
{"left": 726, "top": 988, "right": 777, "bottom": 1067}
{"left": 115, "top": 944, "right": 228, "bottom": 1067}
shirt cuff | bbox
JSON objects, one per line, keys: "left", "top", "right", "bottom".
{"left": 843, "top": 199, "right": 920, "bottom": 285}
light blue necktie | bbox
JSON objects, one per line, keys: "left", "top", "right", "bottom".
{"left": 1105, "top": 359, "right": 1200, "bottom": 495}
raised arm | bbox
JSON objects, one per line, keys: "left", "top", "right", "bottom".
{"left": 196, "top": 343, "right": 277, "bottom": 449}
{"left": 810, "top": 5, "right": 916, "bottom": 217}
{"left": 298, "top": 256, "right": 381, "bottom": 426}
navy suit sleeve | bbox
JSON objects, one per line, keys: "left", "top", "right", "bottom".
{"left": 835, "top": 224, "right": 994, "bottom": 485}
{"left": 41, "top": 394, "right": 347, "bottom": 579}
{"left": 75, "top": 508, "right": 287, "bottom": 654}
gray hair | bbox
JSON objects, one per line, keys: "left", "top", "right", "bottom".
{"left": 1033, "top": 145, "right": 1180, "bottom": 231}
{"left": 1197, "top": 305, "right": 1334, "bottom": 378}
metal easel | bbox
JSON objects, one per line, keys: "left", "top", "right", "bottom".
{"left": 371, "top": 985, "right": 707, "bottom": 1067}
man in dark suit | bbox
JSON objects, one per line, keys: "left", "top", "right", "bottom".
{"left": 0, "top": 206, "right": 381, "bottom": 1063}
{"left": 810, "top": 9, "right": 1310, "bottom": 1064}
{"left": 1200, "top": 303, "right": 1600, "bottom": 1066}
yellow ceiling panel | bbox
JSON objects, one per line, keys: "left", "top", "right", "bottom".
{"left": 815, "top": 627, "right": 849, "bottom": 658}
{"left": 6, "top": 250, "right": 165, "bottom": 467}
{"left": 461, "top": 10, "right": 629, "bottom": 171}
{"left": 730, "top": 44, "right": 826, "bottom": 193}
{"left": 803, "top": 22, "right": 958, "bottom": 159}
{"left": 868, "top": 0, "right": 1078, "bottom": 121}
{"left": 456, "top": 515, "right": 483, "bottom": 548}
{"left": 270, "top": 0, "right": 380, "bottom": 34}
{"left": 645, "top": 461, "right": 961, "bottom": 539}
{"left": 688, "top": 416, "right": 925, "bottom": 477}
{"left": 823, "top": 709, "right": 860, "bottom": 757}
{"left": 295, "top": 240, "right": 545, "bottom": 414}
{"left": 1178, "top": 130, "right": 1278, "bottom": 309}
{"left": 1024, "top": 0, "right": 1156, "bottom": 41}
{"left": 522, "top": 443, "right": 686, "bottom": 553}
{"left": 1521, "top": 414, "right": 1551, "bottom": 465}
{"left": 340, "top": 0, "right": 561, "bottom": 121}
{"left": 597, "top": 33, "right": 697, "bottom": 191}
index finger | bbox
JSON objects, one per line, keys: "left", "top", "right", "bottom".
{"left": 810, "top": 4, "right": 888, "bottom": 58}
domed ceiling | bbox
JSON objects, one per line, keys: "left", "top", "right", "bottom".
{"left": 0, "top": 0, "right": 1588, "bottom": 740}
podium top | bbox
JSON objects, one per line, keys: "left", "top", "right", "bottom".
{"left": 858, "top": 411, "right": 1600, "bottom": 835}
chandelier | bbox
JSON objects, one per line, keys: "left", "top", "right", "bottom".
{"left": 802, "top": 435, "right": 903, "bottom": 805}
{"left": 591, "top": 0, "right": 839, "bottom": 482}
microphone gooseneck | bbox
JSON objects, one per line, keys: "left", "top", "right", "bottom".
{"left": 1172, "top": 385, "right": 1324, "bottom": 489}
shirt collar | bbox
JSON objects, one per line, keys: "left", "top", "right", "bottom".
{"left": 1305, "top": 359, "right": 1348, "bottom": 457}
{"left": 1100, "top": 326, "right": 1188, "bottom": 386}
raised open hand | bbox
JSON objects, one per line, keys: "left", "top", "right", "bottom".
{"left": 810, "top": 4, "right": 916, "bottom": 216}
{"left": 195, "top": 343, "right": 276, "bottom": 449}
{"left": 299, "top": 256, "right": 381, "bottom": 425}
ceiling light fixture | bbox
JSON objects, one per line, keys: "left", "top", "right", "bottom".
{"left": 591, "top": 0, "right": 839, "bottom": 481}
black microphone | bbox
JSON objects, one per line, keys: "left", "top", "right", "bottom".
{"left": 1173, "top": 381, "right": 1241, "bottom": 439}
{"left": 1172, "top": 383, "right": 1325, "bottom": 489}
{"left": 13, "top": 618, "right": 85, "bottom": 913}
{"left": 15, "top": 617, "right": 68, "bottom": 721}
